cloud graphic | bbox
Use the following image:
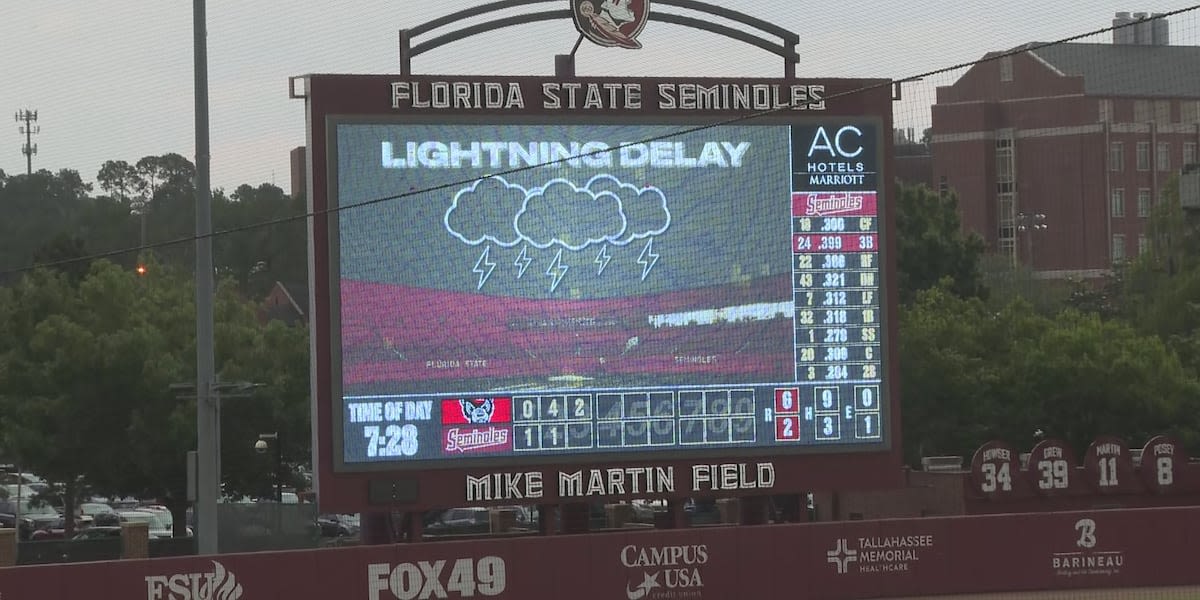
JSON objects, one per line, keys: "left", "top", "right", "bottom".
{"left": 584, "top": 174, "right": 671, "bottom": 245}
{"left": 444, "top": 176, "right": 527, "bottom": 247}
{"left": 516, "top": 179, "right": 626, "bottom": 250}
{"left": 445, "top": 174, "right": 671, "bottom": 251}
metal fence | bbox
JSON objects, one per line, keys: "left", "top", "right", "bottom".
{"left": 13, "top": 504, "right": 323, "bottom": 564}
{"left": 216, "top": 502, "right": 321, "bottom": 554}
{"left": 16, "top": 537, "right": 195, "bottom": 565}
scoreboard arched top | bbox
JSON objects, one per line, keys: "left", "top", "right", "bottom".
{"left": 970, "top": 440, "right": 1022, "bottom": 500}
{"left": 399, "top": 0, "right": 802, "bottom": 77}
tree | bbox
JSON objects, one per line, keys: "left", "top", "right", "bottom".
{"left": 96, "top": 160, "right": 139, "bottom": 204}
{"left": 0, "top": 258, "right": 311, "bottom": 537}
{"left": 899, "top": 282, "right": 1200, "bottom": 465}
{"left": 894, "top": 182, "right": 986, "bottom": 304}
{"left": 0, "top": 263, "right": 165, "bottom": 537}
{"left": 214, "top": 183, "right": 308, "bottom": 299}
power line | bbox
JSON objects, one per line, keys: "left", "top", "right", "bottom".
{"left": 2, "top": 5, "right": 1198, "bottom": 278}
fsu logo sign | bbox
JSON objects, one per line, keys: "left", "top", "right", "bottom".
{"left": 572, "top": 0, "right": 650, "bottom": 49}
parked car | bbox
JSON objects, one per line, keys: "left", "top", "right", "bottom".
{"left": 116, "top": 510, "right": 188, "bottom": 539}
{"left": 78, "top": 502, "right": 115, "bottom": 521}
{"left": 316, "top": 513, "right": 359, "bottom": 537}
{"left": 423, "top": 507, "right": 491, "bottom": 536}
{"left": 0, "top": 497, "right": 61, "bottom": 540}
{"left": 72, "top": 526, "right": 122, "bottom": 540}
{"left": 28, "top": 515, "right": 90, "bottom": 540}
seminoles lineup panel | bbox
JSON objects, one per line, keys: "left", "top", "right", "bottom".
{"left": 304, "top": 74, "right": 902, "bottom": 512}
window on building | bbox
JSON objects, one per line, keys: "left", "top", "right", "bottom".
{"left": 1183, "top": 101, "right": 1200, "bottom": 124}
{"left": 1099, "top": 99, "right": 1113, "bottom": 123}
{"left": 938, "top": 175, "right": 948, "bottom": 197}
{"left": 1155, "top": 100, "right": 1171, "bottom": 124}
{"left": 999, "top": 56, "right": 1013, "bottom": 82}
{"left": 1186, "top": 142, "right": 1197, "bottom": 167}
{"left": 1139, "top": 235, "right": 1151, "bottom": 256}
{"left": 1112, "top": 234, "right": 1126, "bottom": 262}
{"left": 1157, "top": 142, "right": 1171, "bottom": 171}
{"left": 1138, "top": 188, "right": 1152, "bottom": 217}
{"left": 1109, "top": 142, "right": 1124, "bottom": 172}
{"left": 1111, "top": 188, "right": 1125, "bottom": 217}
{"left": 1160, "top": 188, "right": 1170, "bottom": 205}
{"left": 1134, "top": 100, "right": 1152, "bottom": 122}
{"left": 1137, "top": 142, "right": 1151, "bottom": 170}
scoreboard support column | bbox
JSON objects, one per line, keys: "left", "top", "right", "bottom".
{"left": 360, "top": 511, "right": 393, "bottom": 545}
{"left": 537, "top": 504, "right": 557, "bottom": 536}
{"left": 561, "top": 502, "right": 591, "bottom": 534}
{"left": 739, "top": 496, "right": 771, "bottom": 525}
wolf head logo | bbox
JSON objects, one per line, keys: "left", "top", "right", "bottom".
{"left": 460, "top": 398, "right": 496, "bottom": 424}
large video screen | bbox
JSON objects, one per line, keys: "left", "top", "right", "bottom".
{"left": 332, "top": 119, "right": 887, "bottom": 469}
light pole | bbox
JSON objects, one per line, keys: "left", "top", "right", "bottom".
{"left": 193, "top": 0, "right": 217, "bottom": 557}
{"left": 255, "top": 432, "right": 283, "bottom": 503}
{"left": 171, "top": 379, "right": 264, "bottom": 552}
{"left": 1016, "top": 212, "right": 1048, "bottom": 297}
{"left": 1016, "top": 212, "right": 1048, "bottom": 267}
{"left": 130, "top": 188, "right": 149, "bottom": 249}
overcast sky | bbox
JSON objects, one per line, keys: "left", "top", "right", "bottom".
{"left": 2, "top": 2, "right": 1198, "bottom": 195}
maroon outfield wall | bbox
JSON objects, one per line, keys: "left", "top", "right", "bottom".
{"left": 3, "top": 506, "right": 1196, "bottom": 599}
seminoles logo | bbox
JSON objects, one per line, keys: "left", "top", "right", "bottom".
{"left": 1075, "top": 518, "right": 1097, "bottom": 549}
{"left": 572, "top": 0, "right": 649, "bottom": 49}
{"left": 806, "top": 192, "right": 864, "bottom": 216}
{"left": 444, "top": 426, "right": 511, "bottom": 453}
{"left": 460, "top": 398, "right": 496, "bottom": 424}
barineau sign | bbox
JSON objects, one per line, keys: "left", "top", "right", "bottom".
{"left": 2, "top": 507, "right": 1196, "bottom": 599}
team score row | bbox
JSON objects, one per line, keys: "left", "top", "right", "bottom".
{"left": 793, "top": 234, "right": 878, "bottom": 253}
{"left": 798, "top": 345, "right": 877, "bottom": 363}
{"left": 364, "top": 424, "right": 419, "bottom": 458}
{"left": 795, "top": 253, "right": 876, "bottom": 271}
{"left": 795, "top": 217, "right": 875, "bottom": 232}
{"left": 514, "top": 423, "right": 593, "bottom": 451}
{"left": 799, "top": 326, "right": 878, "bottom": 344}
{"left": 774, "top": 413, "right": 880, "bottom": 441}
{"left": 796, "top": 308, "right": 878, "bottom": 326}
{"left": 796, "top": 271, "right": 878, "bottom": 289}
{"left": 801, "top": 363, "right": 880, "bottom": 381}
{"left": 772, "top": 385, "right": 880, "bottom": 415}
{"left": 516, "top": 395, "right": 591, "bottom": 422}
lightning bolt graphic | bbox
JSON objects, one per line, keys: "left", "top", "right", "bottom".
{"left": 472, "top": 246, "right": 496, "bottom": 290}
{"left": 514, "top": 245, "right": 532, "bottom": 279}
{"left": 546, "top": 249, "right": 569, "bottom": 293}
{"left": 594, "top": 245, "right": 612, "bottom": 276}
{"left": 636, "top": 238, "right": 659, "bottom": 281}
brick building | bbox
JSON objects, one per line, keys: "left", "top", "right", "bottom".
{"left": 931, "top": 13, "right": 1200, "bottom": 278}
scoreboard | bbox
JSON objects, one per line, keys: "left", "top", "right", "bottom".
{"left": 336, "top": 119, "right": 889, "bottom": 469}
{"left": 303, "top": 73, "right": 900, "bottom": 511}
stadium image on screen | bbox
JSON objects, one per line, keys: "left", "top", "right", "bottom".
{"left": 332, "top": 119, "right": 886, "bottom": 467}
